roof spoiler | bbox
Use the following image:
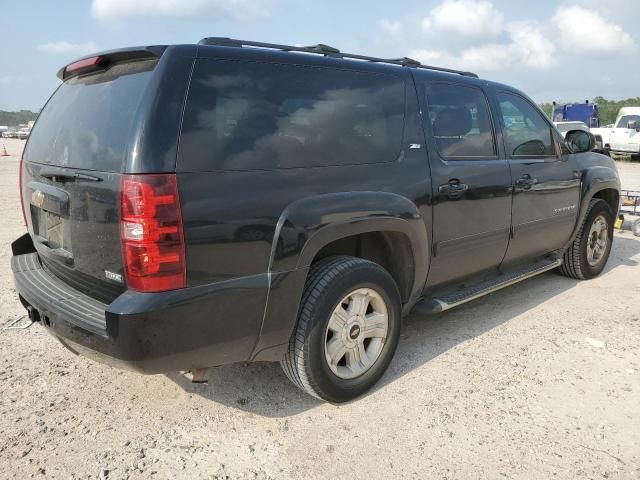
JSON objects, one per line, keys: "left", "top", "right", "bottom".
{"left": 57, "top": 45, "right": 167, "bottom": 81}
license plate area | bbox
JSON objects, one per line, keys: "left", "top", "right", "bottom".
{"left": 45, "top": 211, "right": 64, "bottom": 249}
{"left": 33, "top": 209, "right": 72, "bottom": 253}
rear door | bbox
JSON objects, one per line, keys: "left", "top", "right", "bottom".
{"left": 495, "top": 91, "right": 580, "bottom": 266}
{"left": 416, "top": 79, "right": 512, "bottom": 288}
{"left": 21, "top": 59, "right": 159, "bottom": 302}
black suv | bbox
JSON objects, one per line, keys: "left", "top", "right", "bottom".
{"left": 12, "top": 39, "right": 620, "bottom": 402}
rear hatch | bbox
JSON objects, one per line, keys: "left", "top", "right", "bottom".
{"left": 21, "top": 53, "right": 163, "bottom": 302}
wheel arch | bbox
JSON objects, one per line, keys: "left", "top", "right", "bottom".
{"left": 271, "top": 191, "right": 429, "bottom": 306}
{"left": 592, "top": 188, "right": 619, "bottom": 217}
{"left": 564, "top": 165, "right": 620, "bottom": 250}
{"left": 250, "top": 192, "right": 429, "bottom": 362}
{"left": 303, "top": 226, "right": 419, "bottom": 305}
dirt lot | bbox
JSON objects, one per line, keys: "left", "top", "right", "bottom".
{"left": 0, "top": 138, "right": 639, "bottom": 479}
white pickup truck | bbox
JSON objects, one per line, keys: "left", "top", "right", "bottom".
{"left": 591, "top": 107, "right": 640, "bottom": 156}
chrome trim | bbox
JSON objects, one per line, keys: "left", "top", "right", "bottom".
{"left": 436, "top": 259, "right": 562, "bottom": 312}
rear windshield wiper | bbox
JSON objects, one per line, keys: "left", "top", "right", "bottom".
{"left": 39, "top": 170, "right": 102, "bottom": 183}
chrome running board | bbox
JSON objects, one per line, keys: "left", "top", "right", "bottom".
{"left": 412, "top": 257, "right": 562, "bottom": 315}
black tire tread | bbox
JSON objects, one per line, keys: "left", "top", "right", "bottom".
{"left": 280, "top": 256, "right": 382, "bottom": 400}
{"left": 558, "top": 198, "right": 609, "bottom": 280}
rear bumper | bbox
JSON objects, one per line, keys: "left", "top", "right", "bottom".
{"left": 12, "top": 242, "right": 270, "bottom": 374}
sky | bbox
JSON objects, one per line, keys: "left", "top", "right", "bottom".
{"left": 1, "top": 0, "right": 639, "bottom": 112}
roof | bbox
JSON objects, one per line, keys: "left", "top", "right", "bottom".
{"left": 197, "top": 37, "right": 479, "bottom": 79}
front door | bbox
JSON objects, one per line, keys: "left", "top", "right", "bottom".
{"left": 417, "top": 80, "right": 512, "bottom": 288}
{"left": 610, "top": 114, "right": 640, "bottom": 152}
{"left": 495, "top": 91, "right": 581, "bottom": 266}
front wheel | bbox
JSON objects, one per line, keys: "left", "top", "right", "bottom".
{"left": 281, "top": 256, "right": 401, "bottom": 403}
{"left": 558, "top": 199, "right": 614, "bottom": 279}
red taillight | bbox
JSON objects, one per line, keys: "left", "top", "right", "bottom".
{"left": 65, "top": 56, "right": 103, "bottom": 75}
{"left": 120, "top": 174, "right": 186, "bottom": 292}
{"left": 19, "top": 158, "right": 27, "bottom": 227}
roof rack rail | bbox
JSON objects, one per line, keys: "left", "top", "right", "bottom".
{"left": 197, "top": 37, "right": 478, "bottom": 78}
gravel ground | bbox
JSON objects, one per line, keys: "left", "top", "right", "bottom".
{"left": 0, "top": 138, "right": 639, "bottom": 480}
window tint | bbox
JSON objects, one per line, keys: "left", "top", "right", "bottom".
{"left": 24, "top": 60, "right": 157, "bottom": 172}
{"left": 425, "top": 83, "right": 496, "bottom": 158}
{"left": 179, "top": 60, "right": 406, "bottom": 171}
{"left": 498, "top": 93, "right": 557, "bottom": 157}
{"left": 616, "top": 115, "right": 640, "bottom": 128}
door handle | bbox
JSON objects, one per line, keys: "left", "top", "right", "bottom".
{"left": 515, "top": 174, "right": 536, "bottom": 190}
{"left": 438, "top": 180, "right": 468, "bottom": 199}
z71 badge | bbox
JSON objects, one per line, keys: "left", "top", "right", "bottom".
{"left": 553, "top": 205, "right": 577, "bottom": 215}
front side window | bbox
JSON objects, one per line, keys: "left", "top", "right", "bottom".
{"left": 179, "top": 59, "right": 406, "bottom": 171}
{"left": 498, "top": 92, "right": 557, "bottom": 157}
{"left": 425, "top": 83, "right": 496, "bottom": 158}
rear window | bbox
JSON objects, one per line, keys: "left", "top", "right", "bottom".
{"left": 24, "top": 60, "right": 156, "bottom": 172}
{"left": 178, "top": 59, "right": 406, "bottom": 171}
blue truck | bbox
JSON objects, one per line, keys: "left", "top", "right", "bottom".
{"left": 552, "top": 101, "right": 600, "bottom": 128}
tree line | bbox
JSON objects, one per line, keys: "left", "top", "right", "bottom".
{"left": 0, "top": 110, "right": 39, "bottom": 127}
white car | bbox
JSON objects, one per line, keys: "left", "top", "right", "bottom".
{"left": 553, "top": 121, "right": 590, "bottom": 138}
{"left": 591, "top": 107, "right": 640, "bottom": 155}
{"left": 15, "top": 129, "right": 30, "bottom": 139}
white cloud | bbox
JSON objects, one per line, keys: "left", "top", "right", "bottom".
{"left": 379, "top": 19, "right": 401, "bottom": 35}
{"left": 37, "top": 41, "right": 98, "bottom": 55}
{"left": 91, "top": 0, "right": 265, "bottom": 20}
{"left": 505, "top": 22, "right": 556, "bottom": 69}
{"left": 421, "top": 0, "right": 503, "bottom": 37}
{"left": 410, "top": 22, "right": 555, "bottom": 72}
{"left": 552, "top": 5, "right": 634, "bottom": 52}
{"left": 408, "top": 49, "right": 443, "bottom": 63}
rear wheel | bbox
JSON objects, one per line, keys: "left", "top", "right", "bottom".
{"left": 281, "top": 256, "right": 401, "bottom": 403}
{"left": 558, "top": 199, "right": 614, "bottom": 279}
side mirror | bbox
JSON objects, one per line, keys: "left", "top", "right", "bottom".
{"left": 566, "top": 129, "right": 595, "bottom": 153}
{"left": 628, "top": 120, "right": 640, "bottom": 131}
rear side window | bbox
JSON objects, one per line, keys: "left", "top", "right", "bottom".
{"left": 178, "top": 59, "right": 406, "bottom": 171}
{"left": 425, "top": 83, "right": 496, "bottom": 158}
{"left": 24, "top": 60, "right": 157, "bottom": 172}
{"left": 498, "top": 92, "right": 557, "bottom": 157}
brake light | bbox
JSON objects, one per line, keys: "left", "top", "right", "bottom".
{"left": 120, "top": 174, "right": 186, "bottom": 292}
{"left": 65, "top": 56, "right": 103, "bottom": 75}
{"left": 19, "top": 158, "right": 27, "bottom": 227}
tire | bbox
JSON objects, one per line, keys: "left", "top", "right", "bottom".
{"left": 558, "top": 199, "right": 614, "bottom": 280}
{"left": 281, "top": 256, "right": 401, "bottom": 403}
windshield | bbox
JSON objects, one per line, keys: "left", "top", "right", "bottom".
{"left": 24, "top": 60, "right": 156, "bottom": 172}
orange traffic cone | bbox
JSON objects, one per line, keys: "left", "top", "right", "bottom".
{"left": 1, "top": 144, "right": 9, "bottom": 157}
